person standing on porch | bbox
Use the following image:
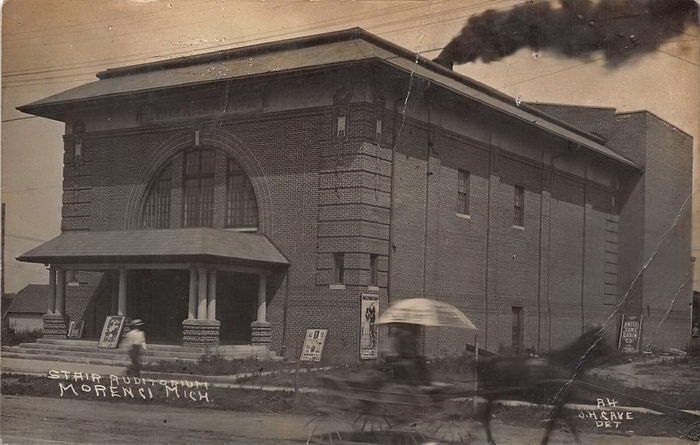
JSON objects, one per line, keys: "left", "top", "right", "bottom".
{"left": 124, "top": 319, "right": 147, "bottom": 378}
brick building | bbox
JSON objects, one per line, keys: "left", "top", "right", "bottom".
{"left": 17, "top": 28, "right": 693, "bottom": 360}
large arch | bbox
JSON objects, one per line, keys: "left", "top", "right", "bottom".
{"left": 124, "top": 128, "right": 274, "bottom": 234}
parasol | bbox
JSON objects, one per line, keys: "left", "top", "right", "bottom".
{"left": 377, "top": 298, "right": 477, "bottom": 330}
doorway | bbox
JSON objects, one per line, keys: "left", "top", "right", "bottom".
{"left": 217, "top": 272, "right": 258, "bottom": 344}
{"left": 127, "top": 270, "right": 189, "bottom": 343}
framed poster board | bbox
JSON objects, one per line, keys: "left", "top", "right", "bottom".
{"left": 67, "top": 320, "right": 84, "bottom": 339}
{"left": 300, "top": 329, "right": 328, "bottom": 362}
{"left": 618, "top": 314, "right": 642, "bottom": 354}
{"left": 98, "top": 315, "right": 125, "bottom": 349}
{"left": 360, "top": 293, "right": 379, "bottom": 360}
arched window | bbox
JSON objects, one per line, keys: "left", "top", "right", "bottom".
{"left": 142, "top": 164, "right": 172, "bottom": 229}
{"left": 182, "top": 148, "right": 215, "bottom": 227}
{"left": 225, "top": 158, "right": 258, "bottom": 228}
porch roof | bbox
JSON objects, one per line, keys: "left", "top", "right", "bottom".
{"left": 16, "top": 228, "right": 289, "bottom": 267}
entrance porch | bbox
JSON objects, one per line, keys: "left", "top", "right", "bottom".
{"left": 17, "top": 228, "right": 289, "bottom": 348}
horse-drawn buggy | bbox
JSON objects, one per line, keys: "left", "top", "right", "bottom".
{"left": 308, "top": 299, "right": 700, "bottom": 444}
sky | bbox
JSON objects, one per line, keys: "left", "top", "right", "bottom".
{"left": 2, "top": 0, "right": 699, "bottom": 294}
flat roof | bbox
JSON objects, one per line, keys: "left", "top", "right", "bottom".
{"left": 17, "top": 228, "right": 289, "bottom": 267}
{"left": 17, "top": 28, "right": 639, "bottom": 169}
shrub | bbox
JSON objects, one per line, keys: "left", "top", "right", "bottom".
{"left": 2, "top": 327, "right": 43, "bottom": 346}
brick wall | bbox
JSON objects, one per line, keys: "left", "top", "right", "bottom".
{"left": 56, "top": 68, "right": 692, "bottom": 358}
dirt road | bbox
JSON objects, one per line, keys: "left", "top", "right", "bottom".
{"left": 1, "top": 395, "right": 694, "bottom": 444}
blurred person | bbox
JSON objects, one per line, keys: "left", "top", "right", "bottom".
{"left": 124, "top": 319, "right": 147, "bottom": 378}
{"left": 387, "top": 323, "right": 430, "bottom": 386}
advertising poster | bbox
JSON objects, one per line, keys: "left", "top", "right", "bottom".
{"left": 360, "top": 293, "right": 379, "bottom": 360}
{"left": 618, "top": 314, "right": 642, "bottom": 354}
{"left": 98, "top": 316, "right": 125, "bottom": 349}
{"left": 300, "top": 329, "right": 328, "bottom": 362}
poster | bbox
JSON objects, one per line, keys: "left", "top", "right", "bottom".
{"left": 360, "top": 293, "right": 379, "bottom": 360}
{"left": 97, "top": 316, "right": 125, "bottom": 349}
{"left": 618, "top": 314, "right": 642, "bottom": 354}
{"left": 67, "top": 320, "right": 84, "bottom": 340}
{"left": 300, "top": 329, "right": 328, "bottom": 362}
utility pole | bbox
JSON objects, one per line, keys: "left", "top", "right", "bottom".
{"left": 2, "top": 202, "right": 5, "bottom": 298}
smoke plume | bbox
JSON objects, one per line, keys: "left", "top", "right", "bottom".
{"left": 435, "top": 0, "right": 698, "bottom": 68}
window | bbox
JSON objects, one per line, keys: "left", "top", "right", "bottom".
{"left": 225, "top": 159, "right": 258, "bottom": 228}
{"left": 457, "top": 169, "right": 470, "bottom": 215}
{"left": 514, "top": 185, "right": 525, "bottom": 227}
{"left": 334, "top": 253, "right": 345, "bottom": 284}
{"left": 337, "top": 115, "right": 347, "bottom": 139}
{"left": 182, "top": 148, "right": 215, "bottom": 227}
{"left": 369, "top": 254, "right": 378, "bottom": 286}
{"left": 334, "top": 89, "right": 350, "bottom": 141}
{"left": 374, "top": 97, "right": 384, "bottom": 144}
{"left": 511, "top": 306, "right": 524, "bottom": 354}
{"left": 142, "top": 164, "right": 172, "bottom": 229}
{"left": 72, "top": 121, "right": 85, "bottom": 164}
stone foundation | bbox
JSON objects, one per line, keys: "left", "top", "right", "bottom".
{"left": 42, "top": 313, "right": 69, "bottom": 339}
{"left": 251, "top": 321, "right": 272, "bottom": 347}
{"left": 182, "top": 319, "right": 220, "bottom": 346}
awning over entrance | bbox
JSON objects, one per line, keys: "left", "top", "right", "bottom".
{"left": 17, "top": 228, "right": 289, "bottom": 267}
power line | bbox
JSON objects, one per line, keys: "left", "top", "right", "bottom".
{"left": 2, "top": 0, "right": 511, "bottom": 91}
{"left": 1, "top": 116, "right": 40, "bottom": 123}
{"left": 1, "top": 0, "right": 429, "bottom": 76}
{"left": 6, "top": 233, "right": 48, "bottom": 243}
{"left": 4, "top": 0, "right": 223, "bottom": 44}
{"left": 2, "top": 0, "right": 485, "bottom": 80}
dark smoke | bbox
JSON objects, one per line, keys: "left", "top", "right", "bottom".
{"left": 436, "top": 0, "right": 698, "bottom": 67}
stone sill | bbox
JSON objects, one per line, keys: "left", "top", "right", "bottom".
{"left": 456, "top": 212, "right": 471, "bottom": 220}
{"left": 512, "top": 225, "right": 525, "bottom": 231}
{"left": 329, "top": 284, "right": 346, "bottom": 290}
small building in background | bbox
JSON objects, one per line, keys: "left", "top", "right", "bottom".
{"left": 4, "top": 284, "right": 48, "bottom": 333}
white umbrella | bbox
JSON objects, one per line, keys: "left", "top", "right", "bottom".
{"left": 377, "top": 298, "right": 477, "bottom": 330}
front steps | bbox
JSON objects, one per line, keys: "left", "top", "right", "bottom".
{"left": 2, "top": 338, "right": 279, "bottom": 367}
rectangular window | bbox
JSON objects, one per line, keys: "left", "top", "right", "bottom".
{"left": 511, "top": 306, "right": 524, "bottom": 354}
{"left": 369, "top": 254, "right": 378, "bottom": 286}
{"left": 514, "top": 185, "right": 525, "bottom": 227}
{"left": 337, "top": 115, "right": 347, "bottom": 139}
{"left": 334, "top": 253, "right": 345, "bottom": 284}
{"left": 74, "top": 137, "right": 83, "bottom": 164}
{"left": 374, "top": 97, "right": 384, "bottom": 144}
{"left": 457, "top": 169, "right": 470, "bottom": 215}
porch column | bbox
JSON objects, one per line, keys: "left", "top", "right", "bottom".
{"left": 55, "top": 269, "right": 66, "bottom": 315}
{"left": 197, "top": 268, "right": 208, "bottom": 320}
{"left": 207, "top": 270, "right": 217, "bottom": 321}
{"left": 182, "top": 267, "right": 220, "bottom": 347}
{"left": 257, "top": 273, "right": 267, "bottom": 323}
{"left": 47, "top": 268, "right": 57, "bottom": 314}
{"left": 42, "top": 267, "right": 68, "bottom": 339}
{"left": 110, "top": 271, "right": 118, "bottom": 315}
{"left": 117, "top": 268, "right": 127, "bottom": 316}
{"left": 188, "top": 269, "right": 197, "bottom": 319}
{"left": 251, "top": 273, "right": 271, "bottom": 348}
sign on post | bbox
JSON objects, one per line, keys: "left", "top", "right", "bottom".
{"left": 98, "top": 315, "right": 125, "bottom": 349}
{"left": 618, "top": 314, "right": 642, "bottom": 354}
{"left": 300, "top": 329, "right": 328, "bottom": 362}
{"left": 360, "top": 293, "right": 379, "bottom": 360}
